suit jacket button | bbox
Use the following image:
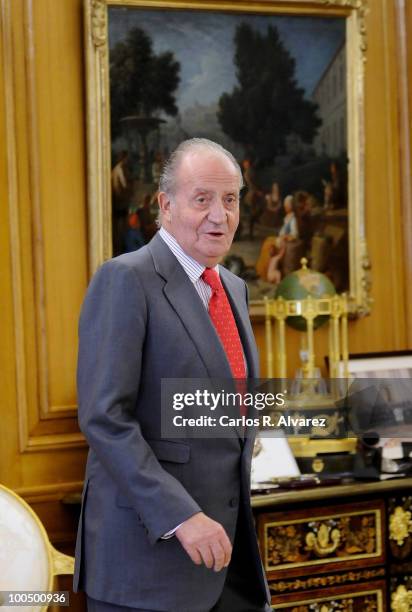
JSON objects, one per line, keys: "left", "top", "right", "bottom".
{"left": 229, "top": 497, "right": 238, "bottom": 508}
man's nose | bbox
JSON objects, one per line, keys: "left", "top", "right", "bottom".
{"left": 207, "top": 200, "right": 226, "bottom": 224}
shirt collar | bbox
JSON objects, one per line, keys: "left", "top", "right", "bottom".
{"left": 159, "top": 227, "right": 219, "bottom": 282}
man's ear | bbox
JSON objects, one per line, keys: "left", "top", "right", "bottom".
{"left": 158, "top": 191, "right": 172, "bottom": 222}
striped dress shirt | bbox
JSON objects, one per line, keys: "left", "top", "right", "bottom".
{"left": 159, "top": 226, "right": 217, "bottom": 309}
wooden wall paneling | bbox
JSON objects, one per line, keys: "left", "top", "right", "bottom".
{"left": 377, "top": 0, "right": 406, "bottom": 344}
{"left": 406, "top": 0, "right": 412, "bottom": 330}
{"left": 8, "top": 0, "right": 40, "bottom": 452}
{"left": 344, "top": 0, "right": 405, "bottom": 352}
{"left": 20, "top": 0, "right": 89, "bottom": 448}
{"left": 395, "top": 0, "right": 412, "bottom": 348}
{"left": 31, "top": 0, "right": 89, "bottom": 416}
{"left": 0, "top": 0, "right": 21, "bottom": 485}
{"left": 6, "top": 0, "right": 88, "bottom": 454}
{"left": 349, "top": 0, "right": 406, "bottom": 352}
{"left": 1, "top": 0, "right": 88, "bottom": 491}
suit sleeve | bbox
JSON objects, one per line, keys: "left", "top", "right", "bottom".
{"left": 77, "top": 259, "right": 201, "bottom": 545}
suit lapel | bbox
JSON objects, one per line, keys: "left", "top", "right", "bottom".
{"left": 148, "top": 234, "right": 233, "bottom": 380}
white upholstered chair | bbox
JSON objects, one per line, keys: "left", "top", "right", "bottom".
{"left": 0, "top": 484, "right": 74, "bottom": 612}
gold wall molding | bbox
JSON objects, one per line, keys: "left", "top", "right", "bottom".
{"left": 85, "top": 0, "right": 112, "bottom": 268}
{"left": 91, "top": 0, "right": 107, "bottom": 48}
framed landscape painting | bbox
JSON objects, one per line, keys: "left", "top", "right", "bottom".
{"left": 85, "top": 0, "right": 370, "bottom": 316}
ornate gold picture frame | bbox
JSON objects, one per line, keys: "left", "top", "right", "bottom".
{"left": 84, "top": 0, "right": 370, "bottom": 317}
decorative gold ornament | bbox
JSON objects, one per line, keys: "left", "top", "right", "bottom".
{"left": 274, "top": 591, "right": 379, "bottom": 611}
{"left": 306, "top": 523, "right": 341, "bottom": 556}
{"left": 91, "top": 0, "right": 107, "bottom": 48}
{"left": 360, "top": 250, "right": 373, "bottom": 316}
{"left": 311, "top": 412, "right": 342, "bottom": 437}
{"left": 265, "top": 286, "right": 350, "bottom": 379}
{"left": 324, "top": 0, "right": 369, "bottom": 58}
{"left": 264, "top": 507, "right": 380, "bottom": 572}
{"left": 389, "top": 506, "right": 412, "bottom": 546}
{"left": 312, "top": 458, "right": 325, "bottom": 473}
{"left": 270, "top": 567, "right": 385, "bottom": 593}
{"left": 391, "top": 585, "right": 412, "bottom": 612}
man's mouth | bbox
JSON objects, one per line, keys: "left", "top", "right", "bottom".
{"left": 206, "top": 231, "right": 225, "bottom": 237}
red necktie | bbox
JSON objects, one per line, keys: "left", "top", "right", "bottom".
{"left": 202, "top": 268, "right": 246, "bottom": 381}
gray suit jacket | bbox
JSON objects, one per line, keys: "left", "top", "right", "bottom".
{"left": 74, "top": 233, "right": 269, "bottom": 611}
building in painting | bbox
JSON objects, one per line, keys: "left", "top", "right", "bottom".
{"left": 312, "top": 42, "right": 347, "bottom": 157}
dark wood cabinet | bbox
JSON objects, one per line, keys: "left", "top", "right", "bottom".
{"left": 252, "top": 478, "right": 412, "bottom": 611}
{"left": 53, "top": 477, "right": 412, "bottom": 611}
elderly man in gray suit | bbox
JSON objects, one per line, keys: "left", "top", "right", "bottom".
{"left": 74, "top": 138, "right": 271, "bottom": 612}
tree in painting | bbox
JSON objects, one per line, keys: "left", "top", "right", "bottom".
{"left": 110, "top": 26, "right": 180, "bottom": 175}
{"left": 218, "top": 23, "right": 321, "bottom": 166}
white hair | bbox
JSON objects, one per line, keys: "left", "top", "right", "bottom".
{"left": 158, "top": 138, "right": 243, "bottom": 196}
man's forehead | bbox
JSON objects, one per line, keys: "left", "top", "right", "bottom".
{"left": 175, "top": 150, "right": 240, "bottom": 190}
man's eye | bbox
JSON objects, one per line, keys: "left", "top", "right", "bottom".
{"left": 225, "top": 197, "right": 237, "bottom": 207}
{"left": 195, "top": 197, "right": 207, "bottom": 204}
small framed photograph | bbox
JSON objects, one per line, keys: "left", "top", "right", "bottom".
{"left": 251, "top": 431, "right": 300, "bottom": 489}
{"left": 339, "top": 350, "right": 412, "bottom": 378}
{"left": 336, "top": 351, "right": 412, "bottom": 441}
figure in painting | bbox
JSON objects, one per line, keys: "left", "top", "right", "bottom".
{"left": 259, "top": 182, "right": 283, "bottom": 231}
{"left": 111, "top": 150, "right": 131, "bottom": 256}
{"left": 266, "top": 195, "right": 299, "bottom": 284}
{"left": 277, "top": 195, "right": 299, "bottom": 243}
{"left": 241, "top": 159, "right": 265, "bottom": 239}
{"left": 138, "top": 193, "right": 158, "bottom": 242}
{"left": 323, "top": 161, "right": 347, "bottom": 210}
{"left": 151, "top": 152, "right": 164, "bottom": 186}
{"left": 256, "top": 194, "right": 301, "bottom": 286}
{"left": 123, "top": 210, "right": 145, "bottom": 253}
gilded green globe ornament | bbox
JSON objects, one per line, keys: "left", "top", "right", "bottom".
{"left": 275, "top": 258, "right": 336, "bottom": 331}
